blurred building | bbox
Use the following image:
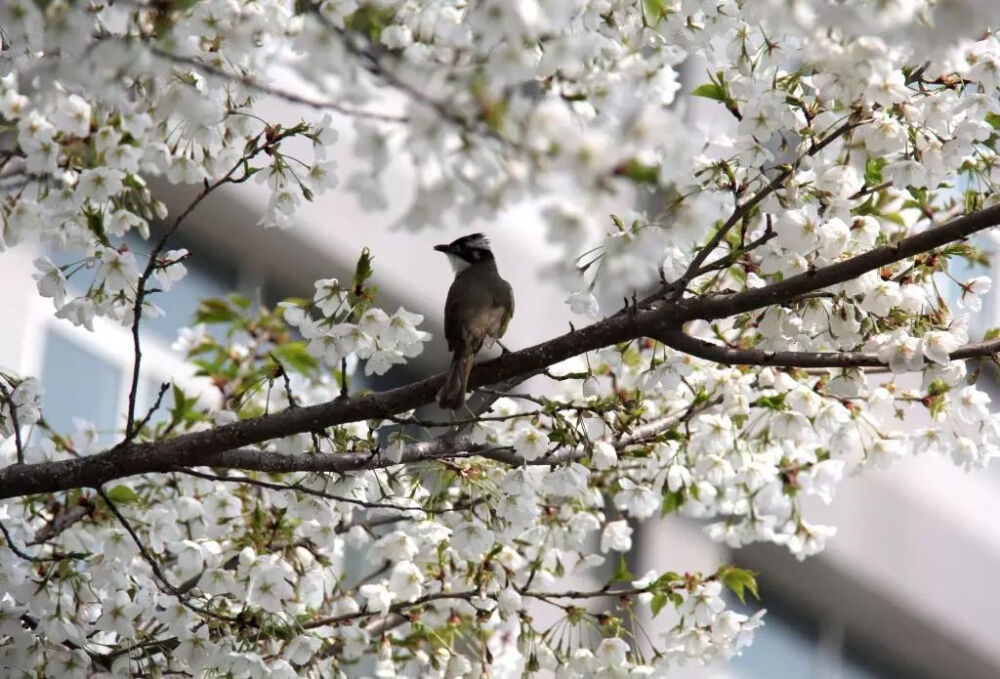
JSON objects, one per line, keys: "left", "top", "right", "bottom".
{"left": 2, "top": 92, "right": 999, "bottom": 679}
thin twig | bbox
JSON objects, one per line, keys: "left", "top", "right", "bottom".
{"left": 122, "top": 127, "right": 303, "bottom": 441}
{"left": 131, "top": 382, "right": 170, "bottom": 438}
{"left": 0, "top": 517, "right": 87, "bottom": 562}
{"left": 653, "top": 116, "right": 864, "bottom": 306}
{"left": 29, "top": 499, "right": 94, "bottom": 545}
{"left": 177, "top": 468, "right": 477, "bottom": 515}
{"left": 146, "top": 45, "right": 408, "bottom": 123}
{"left": 658, "top": 331, "right": 1000, "bottom": 369}
{"left": 0, "top": 381, "right": 26, "bottom": 465}
{"left": 96, "top": 486, "right": 181, "bottom": 594}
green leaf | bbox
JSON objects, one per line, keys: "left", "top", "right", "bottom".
{"left": 195, "top": 298, "right": 238, "bottom": 324}
{"left": 864, "top": 157, "right": 886, "bottom": 186}
{"left": 965, "top": 190, "right": 982, "bottom": 214}
{"left": 618, "top": 158, "right": 660, "bottom": 185}
{"left": 352, "top": 247, "right": 375, "bottom": 292}
{"left": 643, "top": 0, "right": 668, "bottom": 23}
{"left": 691, "top": 82, "right": 728, "bottom": 102}
{"left": 105, "top": 485, "right": 139, "bottom": 504}
{"left": 754, "top": 393, "right": 786, "bottom": 411}
{"left": 986, "top": 112, "right": 1000, "bottom": 130}
{"left": 882, "top": 212, "right": 907, "bottom": 227}
{"left": 229, "top": 294, "right": 251, "bottom": 309}
{"left": 650, "top": 591, "right": 669, "bottom": 617}
{"left": 718, "top": 565, "right": 760, "bottom": 604}
{"left": 85, "top": 210, "right": 110, "bottom": 248}
{"left": 654, "top": 571, "right": 681, "bottom": 590}
{"left": 273, "top": 342, "right": 318, "bottom": 374}
{"left": 661, "top": 489, "right": 684, "bottom": 516}
{"left": 611, "top": 555, "right": 635, "bottom": 583}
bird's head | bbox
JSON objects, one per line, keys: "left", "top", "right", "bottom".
{"left": 434, "top": 233, "right": 494, "bottom": 272}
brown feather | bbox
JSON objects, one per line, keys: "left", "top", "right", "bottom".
{"left": 438, "top": 260, "right": 514, "bottom": 410}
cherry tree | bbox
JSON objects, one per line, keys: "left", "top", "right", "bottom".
{"left": 2, "top": 0, "right": 1000, "bottom": 676}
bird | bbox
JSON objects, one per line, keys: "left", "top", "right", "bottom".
{"left": 434, "top": 233, "right": 515, "bottom": 411}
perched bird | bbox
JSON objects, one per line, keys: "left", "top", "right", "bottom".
{"left": 434, "top": 233, "right": 514, "bottom": 410}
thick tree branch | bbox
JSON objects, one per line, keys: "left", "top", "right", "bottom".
{"left": 0, "top": 398, "right": 699, "bottom": 499}
{"left": 658, "top": 331, "right": 1000, "bottom": 369}
{"left": 3, "top": 204, "right": 1000, "bottom": 498}
{"left": 676, "top": 203, "right": 1000, "bottom": 321}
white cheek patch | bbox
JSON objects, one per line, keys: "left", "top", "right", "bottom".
{"left": 447, "top": 253, "right": 471, "bottom": 273}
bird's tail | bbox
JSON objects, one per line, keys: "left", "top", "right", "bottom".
{"left": 437, "top": 350, "right": 473, "bottom": 411}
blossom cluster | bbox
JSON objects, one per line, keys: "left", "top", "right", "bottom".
{"left": 2, "top": 0, "right": 1000, "bottom": 677}
{"left": 0, "top": 372, "right": 42, "bottom": 440}
{"left": 1, "top": 1, "right": 340, "bottom": 331}
{"left": 282, "top": 273, "right": 432, "bottom": 377}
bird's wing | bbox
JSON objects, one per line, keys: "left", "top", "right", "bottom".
{"left": 475, "top": 305, "right": 511, "bottom": 351}
{"left": 495, "top": 278, "right": 514, "bottom": 338}
{"left": 447, "top": 267, "right": 515, "bottom": 353}
{"left": 443, "top": 280, "right": 464, "bottom": 353}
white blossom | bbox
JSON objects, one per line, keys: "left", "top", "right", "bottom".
{"left": 600, "top": 520, "right": 633, "bottom": 553}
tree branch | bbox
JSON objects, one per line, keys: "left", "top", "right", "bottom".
{"left": 123, "top": 127, "right": 305, "bottom": 441}
{"left": 177, "top": 468, "right": 475, "bottom": 515}
{"left": 676, "top": 203, "right": 1000, "bottom": 322}
{"left": 0, "top": 380, "right": 26, "bottom": 465}
{"left": 0, "top": 398, "right": 701, "bottom": 499}
{"left": 659, "top": 116, "right": 863, "bottom": 303}
{"left": 658, "top": 331, "right": 1000, "bottom": 369}
{"left": 145, "top": 44, "right": 408, "bottom": 123}
{"left": 0, "top": 517, "right": 87, "bottom": 563}
{"left": 3, "top": 203, "right": 1000, "bottom": 498}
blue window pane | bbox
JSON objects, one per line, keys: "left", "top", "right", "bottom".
{"left": 143, "top": 256, "right": 235, "bottom": 343}
{"left": 937, "top": 243, "right": 992, "bottom": 333}
{"left": 40, "top": 332, "right": 121, "bottom": 440}
{"left": 124, "top": 231, "right": 237, "bottom": 344}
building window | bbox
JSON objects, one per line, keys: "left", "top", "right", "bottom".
{"left": 39, "top": 330, "right": 122, "bottom": 442}
{"left": 33, "top": 231, "right": 264, "bottom": 441}
{"left": 731, "top": 598, "right": 911, "bottom": 679}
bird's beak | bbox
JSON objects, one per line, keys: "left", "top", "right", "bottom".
{"left": 433, "top": 244, "right": 450, "bottom": 253}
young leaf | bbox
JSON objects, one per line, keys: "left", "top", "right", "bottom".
{"left": 612, "top": 555, "right": 635, "bottom": 583}
{"left": 718, "top": 565, "right": 760, "bottom": 604}
{"left": 650, "top": 591, "right": 669, "bottom": 617}
{"left": 691, "top": 83, "right": 728, "bottom": 102}
{"left": 105, "top": 485, "right": 139, "bottom": 504}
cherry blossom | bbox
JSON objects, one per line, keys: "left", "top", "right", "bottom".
{"left": 2, "top": 1, "right": 1000, "bottom": 675}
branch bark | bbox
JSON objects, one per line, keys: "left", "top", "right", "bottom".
{"left": 658, "top": 331, "right": 1000, "bottom": 369}
{"left": 3, "top": 203, "right": 1000, "bottom": 499}
{"left": 676, "top": 203, "right": 1000, "bottom": 322}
